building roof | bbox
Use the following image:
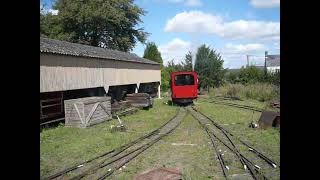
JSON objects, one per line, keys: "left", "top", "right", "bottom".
{"left": 40, "top": 37, "right": 159, "bottom": 65}
{"left": 266, "top": 55, "right": 280, "bottom": 67}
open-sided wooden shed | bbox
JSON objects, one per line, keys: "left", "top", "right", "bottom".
{"left": 40, "top": 37, "right": 161, "bottom": 125}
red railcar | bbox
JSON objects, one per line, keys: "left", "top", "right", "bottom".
{"left": 170, "top": 71, "right": 198, "bottom": 104}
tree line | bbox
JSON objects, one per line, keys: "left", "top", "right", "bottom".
{"left": 225, "top": 66, "right": 280, "bottom": 87}
{"left": 40, "top": 0, "right": 148, "bottom": 52}
{"left": 142, "top": 43, "right": 225, "bottom": 92}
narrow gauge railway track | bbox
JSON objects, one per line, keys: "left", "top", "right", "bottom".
{"left": 205, "top": 99, "right": 264, "bottom": 112}
{"left": 193, "top": 107, "right": 278, "bottom": 169}
{"left": 187, "top": 106, "right": 277, "bottom": 180}
{"left": 43, "top": 108, "right": 187, "bottom": 180}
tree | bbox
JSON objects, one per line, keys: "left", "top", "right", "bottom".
{"left": 225, "top": 71, "right": 238, "bottom": 84}
{"left": 142, "top": 42, "right": 168, "bottom": 92}
{"left": 194, "top": 44, "right": 225, "bottom": 91}
{"left": 143, "top": 42, "right": 163, "bottom": 64}
{"left": 40, "top": 0, "right": 148, "bottom": 52}
{"left": 238, "top": 66, "right": 263, "bottom": 84}
{"left": 181, "top": 51, "right": 193, "bottom": 71}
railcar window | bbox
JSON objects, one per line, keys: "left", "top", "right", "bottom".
{"left": 174, "top": 74, "right": 195, "bottom": 86}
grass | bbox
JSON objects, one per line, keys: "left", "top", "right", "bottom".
{"left": 40, "top": 98, "right": 178, "bottom": 178}
{"left": 208, "top": 83, "right": 280, "bottom": 102}
{"left": 40, "top": 97, "right": 280, "bottom": 179}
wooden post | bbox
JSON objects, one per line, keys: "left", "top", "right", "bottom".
{"left": 104, "top": 86, "right": 109, "bottom": 95}
{"left": 158, "top": 83, "right": 161, "bottom": 99}
{"left": 135, "top": 83, "right": 140, "bottom": 93}
{"left": 264, "top": 51, "right": 268, "bottom": 76}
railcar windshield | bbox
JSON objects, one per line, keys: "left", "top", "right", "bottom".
{"left": 174, "top": 74, "right": 195, "bottom": 86}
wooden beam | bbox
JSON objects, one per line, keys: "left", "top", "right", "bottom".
{"left": 74, "top": 103, "right": 84, "bottom": 124}
{"left": 41, "top": 103, "right": 62, "bottom": 108}
{"left": 40, "top": 118, "right": 65, "bottom": 126}
{"left": 85, "top": 102, "right": 100, "bottom": 124}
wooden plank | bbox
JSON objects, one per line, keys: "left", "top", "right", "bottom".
{"left": 61, "top": 92, "right": 64, "bottom": 114}
{"left": 40, "top": 118, "right": 65, "bottom": 126}
{"left": 85, "top": 102, "right": 100, "bottom": 124}
{"left": 74, "top": 103, "right": 84, "bottom": 124}
{"left": 41, "top": 98, "right": 62, "bottom": 103}
{"left": 126, "top": 93, "right": 150, "bottom": 97}
{"left": 99, "top": 103, "right": 112, "bottom": 117}
{"left": 41, "top": 103, "right": 62, "bottom": 108}
{"left": 40, "top": 101, "right": 43, "bottom": 117}
{"left": 40, "top": 112, "right": 63, "bottom": 119}
{"left": 90, "top": 115, "right": 109, "bottom": 122}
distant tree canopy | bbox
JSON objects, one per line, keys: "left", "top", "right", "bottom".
{"left": 143, "top": 42, "right": 163, "bottom": 64}
{"left": 159, "top": 45, "right": 225, "bottom": 92}
{"left": 194, "top": 44, "right": 225, "bottom": 91}
{"left": 40, "top": 0, "right": 148, "bottom": 52}
{"left": 142, "top": 42, "right": 168, "bottom": 91}
{"left": 238, "top": 66, "right": 263, "bottom": 84}
{"left": 181, "top": 51, "right": 193, "bottom": 71}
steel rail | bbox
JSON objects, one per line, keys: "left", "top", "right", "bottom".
{"left": 207, "top": 100, "right": 264, "bottom": 112}
{"left": 202, "top": 122, "right": 229, "bottom": 179}
{"left": 188, "top": 107, "right": 267, "bottom": 180}
{"left": 193, "top": 107, "right": 277, "bottom": 169}
{"left": 97, "top": 108, "right": 186, "bottom": 179}
{"left": 42, "top": 109, "right": 181, "bottom": 180}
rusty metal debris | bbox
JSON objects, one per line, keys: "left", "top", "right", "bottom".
{"left": 258, "top": 111, "right": 280, "bottom": 129}
{"left": 133, "top": 168, "right": 182, "bottom": 180}
{"left": 110, "top": 115, "right": 127, "bottom": 132}
{"left": 113, "top": 107, "right": 138, "bottom": 118}
{"left": 126, "top": 93, "right": 153, "bottom": 109}
{"left": 111, "top": 100, "right": 131, "bottom": 113}
{"left": 249, "top": 122, "right": 259, "bottom": 128}
{"left": 270, "top": 101, "right": 280, "bottom": 109}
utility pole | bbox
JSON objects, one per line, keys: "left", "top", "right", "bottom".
{"left": 264, "top": 51, "right": 268, "bottom": 76}
{"left": 246, "top": 55, "right": 249, "bottom": 67}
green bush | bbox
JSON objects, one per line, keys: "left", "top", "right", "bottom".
{"left": 263, "top": 71, "right": 280, "bottom": 87}
{"left": 238, "top": 66, "right": 264, "bottom": 84}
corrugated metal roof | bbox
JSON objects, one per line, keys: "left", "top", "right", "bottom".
{"left": 40, "top": 37, "right": 159, "bottom": 65}
{"left": 266, "top": 55, "right": 280, "bottom": 67}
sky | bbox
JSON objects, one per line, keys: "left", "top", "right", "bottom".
{"left": 41, "top": 0, "right": 280, "bottom": 69}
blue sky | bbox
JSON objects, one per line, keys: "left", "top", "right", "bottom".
{"left": 41, "top": 0, "right": 280, "bottom": 69}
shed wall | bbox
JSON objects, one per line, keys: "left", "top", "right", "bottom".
{"left": 40, "top": 53, "right": 161, "bottom": 93}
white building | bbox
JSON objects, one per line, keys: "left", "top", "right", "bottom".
{"left": 266, "top": 55, "right": 280, "bottom": 73}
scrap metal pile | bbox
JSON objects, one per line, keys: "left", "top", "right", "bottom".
{"left": 126, "top": 93, "right": 153, "bottom": 109}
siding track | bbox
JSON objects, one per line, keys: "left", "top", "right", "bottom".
{"left": 187, "top": 106, "right": 277, "bottom": 180}
{"left": 43, "top": 108, "right": 187, "bottom": 180}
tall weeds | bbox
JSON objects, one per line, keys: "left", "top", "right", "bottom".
{"left": 209, "top": 83, "right": 279, "bottom": 102}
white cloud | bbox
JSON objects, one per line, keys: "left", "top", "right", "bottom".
{"left": 185, "top": 0, "right": 202, "bottom": 7}
{"left": 250, "top": 0, "right": 280, "bottom": 8}
{"left": 159, "top": 38, "right": 192, "bottom": 65}
{"left": 164, "top": 11, "right": 280, "bottom": 41}
{"left": 167, "top": 0, "right": 202, "bottom": 7}
{"left": 48, "top": 9, "right": 59, "bottom": 15}
{"left": 224, "top": 43, "right": 265, "bottom": 53}
{"left": 158, "top": 40, "right": 270, "bottom": 68}
{"left": 273, "top": 42, "right": 280, "bottom": 50}
{"left": 219, "top": 43, "right": 266, "bottom": 68}
{"left": 40, "top": 6, "right": 59, "bottom": 15}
